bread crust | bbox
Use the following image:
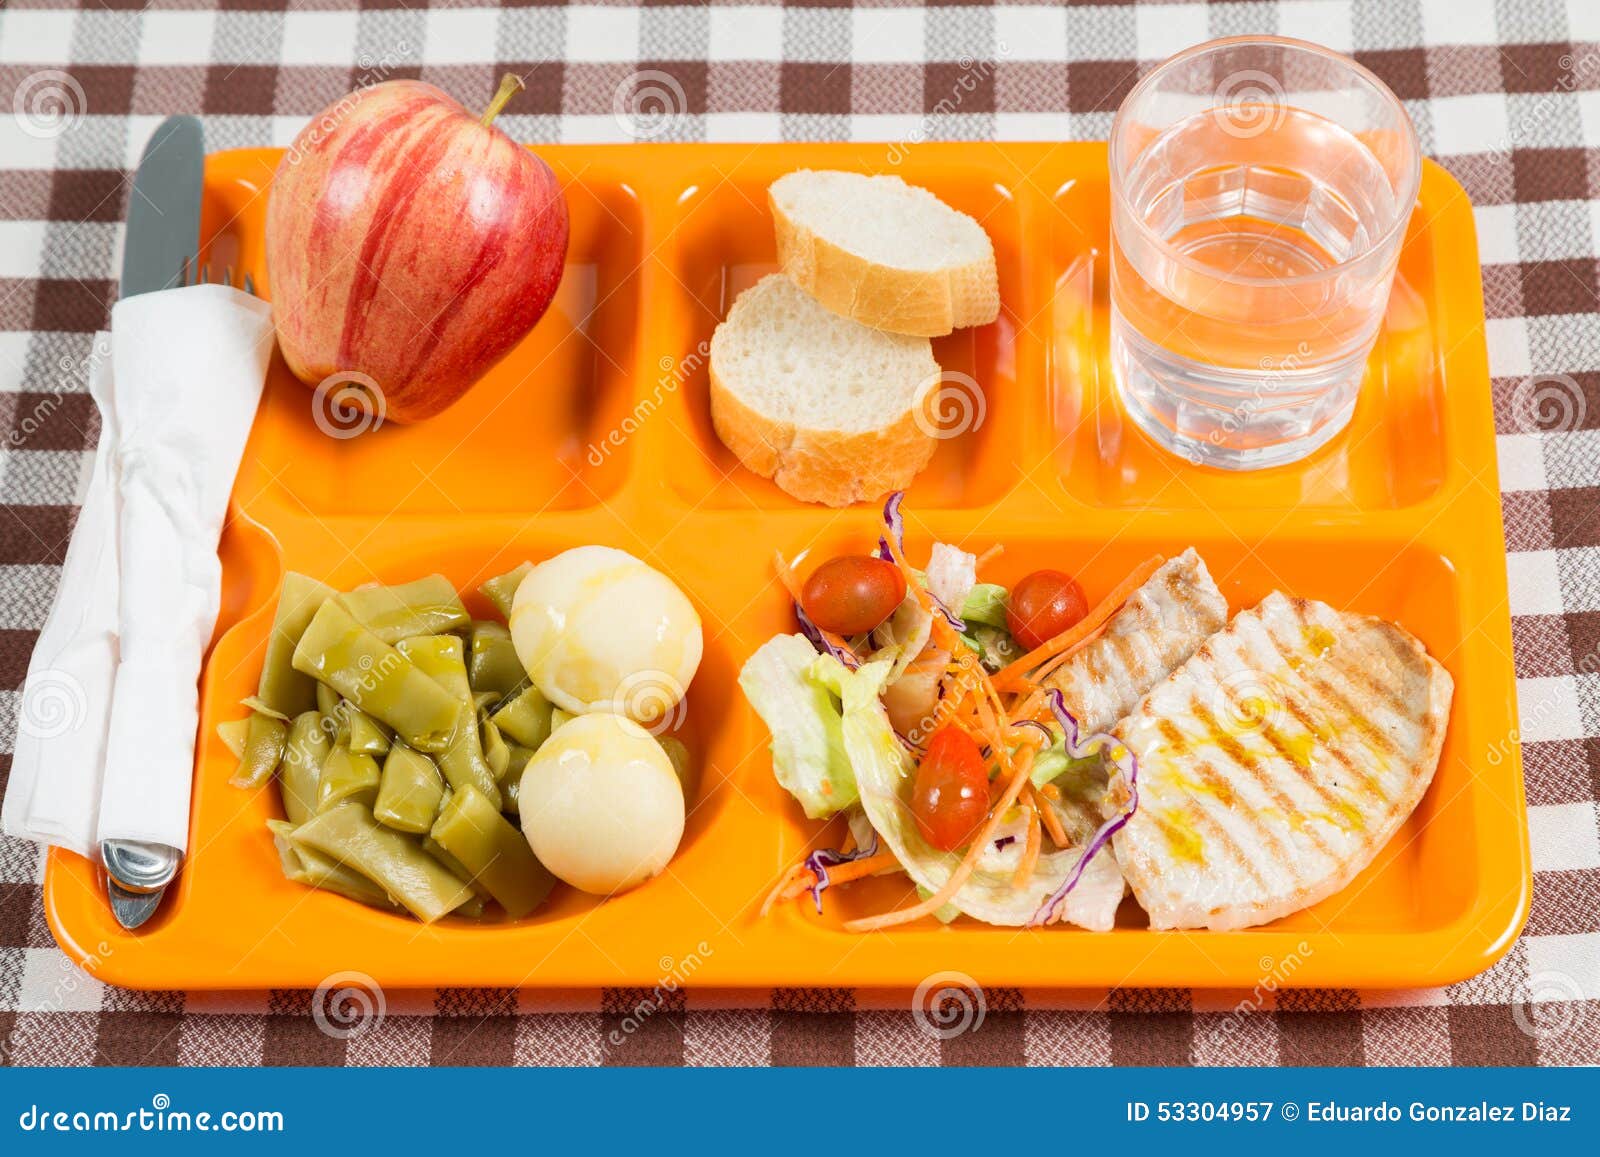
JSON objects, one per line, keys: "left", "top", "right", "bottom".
{"left": 769, "top": 188, "right": 1000, "bottom": 338}
{"left": 708, "top": 362, "right": 937, "bottom": 507}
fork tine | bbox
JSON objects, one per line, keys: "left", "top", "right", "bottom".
{"left": 243, "top": 272, "right": 256, "bottom": 297}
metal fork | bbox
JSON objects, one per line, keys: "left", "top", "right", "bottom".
{"left": 180, "top": 256, "right": 256, "bottom": 295}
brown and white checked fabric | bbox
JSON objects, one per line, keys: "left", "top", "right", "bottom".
{"left": 0, "top": 0, "right": 1597, "bottom": 1068}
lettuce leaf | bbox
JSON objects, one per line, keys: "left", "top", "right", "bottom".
{"left": 738, "top": 635, "right": 858, "bottom": 819}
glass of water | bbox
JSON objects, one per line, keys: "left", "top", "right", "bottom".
{"left": 1109, "top": 36, "right": 1421, "bottom": 470}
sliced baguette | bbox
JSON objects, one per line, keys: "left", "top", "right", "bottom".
{"left": 709, "top": 273, "right": 940, "bottom": 507}
{"left": 769, "top": 170, "right": 1000, "bottom": 337}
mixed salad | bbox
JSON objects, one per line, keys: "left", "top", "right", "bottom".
{"left": 740, "top": 494, "right": 1158, "bottom": 931}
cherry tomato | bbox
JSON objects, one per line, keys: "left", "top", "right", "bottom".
{"left": 800, "top": 555, "right": 907, "bottom": 635}
{"left": 911, "top": 727, "right": 991, "bottom": 851}
{"left": 1007, "top": 569, "right": 1088, "bottom": 651}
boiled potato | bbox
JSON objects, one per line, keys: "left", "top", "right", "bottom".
{"left": 519, "top": 713, "right": 685, "bottom": 895}
{"left": 509, "top": 546, "right": 702, "bottom": 724}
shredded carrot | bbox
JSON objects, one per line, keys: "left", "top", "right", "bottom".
{"left": 760, "top": 862, "right": 812, "bottom": 916}
{"left": 975, "top": 544, "right": 1004, "bottom": 569}
{"left": 1012, "top": 808, "right": 1042, "bottom": 889}
{"left": 1027, "top": 781, "right": 1070, "bottom": 848}
{"left": 991, "top": 556, "right": 1164, "bottom": 690}
{"left": 765, "top": 850, "right": 904, "bottom": 911}
{"left": 844, "top": 737, "right": 1044, "bottom": 932}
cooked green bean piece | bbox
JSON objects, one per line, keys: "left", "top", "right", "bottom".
{"left": 429, "top": 785, "right": 556, "bottom": 919}
{"left": 658, "top": 735, "right": 694, "bottom": 798}
{"left": 230, "top": 711, "right": 288, "bottom": 789}
{"left": 550, "top": 707, "right": 575, "bottom": 733}
{"left": 286, "top": 803, "right": 474, "bottom": 922}
{"left": 280, "top": 710, "right": 331, "bottom": 825}
{"left": 481, "top": 718, "right": 510, "bottom": 779}
{"left": 316, "top": 744, "right": 381, "bottom": 812}
{"left": 490, "top": 685, "right": 553, "bottom": 750}
{"left": 467, "top": 621, "right": 525, "bottom": 697}
{"left": 337, "top": 574, "right": 469, "bottom": 644}
{"left": 239, "top": 695, "right": 289, "bottom": 721}
{"left": 374, "top": 744, "right": 445, "bottom": 834}
{"left": 216, "top": 717, "right": 250, "bottom": 760}
{"left": 268, "top": 820, "right": 399, "bottom": 911}
{"left": 257, "top": 573, "right": 339, "bottom": 716}
{"left": 421, "top": 835, "right": 491, "bottom": 899}
{"left": 479, "top": 561, "right": 533, "bottom": 621}
{"left": 472, "top": 690, "right": 502, "bottom": 714}
{"left": 316, "top": 680, "right": 340, "bottom": 719}
{"left": 291, "top": 599, "right": 460, "bottom": 752}
{"left": 396, "top": 635, "right": 501, "bottom": 808}
{"left": 347, "top": 709, "right": 392, "bottom": 757}
{"left": 498, "top": 757, "right": 529, "bottom": 815}
{"left": 451, "top": 894, "right": 490, "bottom": 920}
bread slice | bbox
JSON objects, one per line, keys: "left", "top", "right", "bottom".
{"left": 769, "top": 170, "right": 1000, "bottom": 337}
{"left": 709, "top": 273, "right": 941, "bottom": 507}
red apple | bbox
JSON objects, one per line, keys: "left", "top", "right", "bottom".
{"left": 266, "top": 75, "right": 568, "bottom": 424}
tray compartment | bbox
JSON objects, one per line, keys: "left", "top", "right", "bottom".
{"left": 651, "top": 158, "right": 1032, "bottom": 510}
{"left": 222, "top": 173, "right": 646, "bottom": 522}
{"left": 1048, "top": 163, "right": 1451, "bottom": 514}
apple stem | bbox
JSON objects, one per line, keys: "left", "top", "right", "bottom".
{"left": 480, "top": 74, "right": 525, "bottom": 128}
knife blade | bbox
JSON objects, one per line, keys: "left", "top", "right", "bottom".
{"left": 101, "top": 116, "right": 205, "bottom": 930}
{"left": 119, "top": 115, "right": 204, "bottom": 299}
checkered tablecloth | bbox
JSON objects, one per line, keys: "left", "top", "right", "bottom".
{"left": 0, "top": 0, "right": 1596, "bottom": 1068}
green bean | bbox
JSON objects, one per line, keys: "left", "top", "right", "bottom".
{"left": 658, "top": 736, "right": 695, "bottom": 798}
{"left": 479, "top": 561, "right": 532, "bottom": 621}
{"left": 451, "top": 893, "right": 490, "bottom": 920}
{"left": 347, "top": 709, "right": 392, "bottom": 757}
{"left": 429, "top": 785, "right": 555, "bottom": 919}
{"left": 472, "top": 689, "right": 503, "bottom": 714}
{"left": 315, "top": 680, "right": 340, "bottom": 719}
{"left": 421, "top": 835, "right": 491, "bottom": 899}
{"left": 481, "top": 718, "right": 510, "bottom": 779}
{"left": 550, "top": 707, "right": 575, "bottom": 733}
{"left": 395, "top": 635, "right": 501, "bottom": 808}
{"left": 239, "top": 695, "right": 289, "bottom": 721}
{"left": 337, "top": 574, "right": 469, "bottom": 644}
{"left": 291, "top": 599, "right": 460, "bottom": 752}
{"left": 500, "top": 773, "right": 521, "bottom": 816}
{"left": 280, "top": 710, "right": 331, "bottom": 825}
{"left": 286, "top": 803, "right": 474, "bottom": 923}
{"left": 257, "top": 573, "right": 338, "bottom": 716}
{"left": 316, "top": 744, "right": 381, "bottom": 812}
{"left": 374, "top": 745, "right": 445, "bottom": 834}
{"left": 267, "top": 820, "right": 399, "bottom": 911}
{"left": 229, "top": 712, "right": 287, "bottom": 789}
{"left": 490, "top": 685, "right": 554, "bottom": 749}
{"left": 467, "top": 621, "right": 525, "bottom": 697}
{"left": 216, "top": 717, "right": 250, "bottom": 760}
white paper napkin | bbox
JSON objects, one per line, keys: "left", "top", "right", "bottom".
{"left": 2, "top": 282, "right": 276, "bottom": 858}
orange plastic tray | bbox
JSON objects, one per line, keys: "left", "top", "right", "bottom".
{"left": 45, "top": 143, "right": 1527, "bottom": 991}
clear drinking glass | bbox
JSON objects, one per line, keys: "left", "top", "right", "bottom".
{"left": 1108, "top": 36, "right": 1421, "bottom": 470}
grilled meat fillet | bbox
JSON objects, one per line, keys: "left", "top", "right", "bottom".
{"left": 1110, "top": 592, "right": 1453, "bottom": 931}
{"left": 1044, "top": 548, "right": 1228, "bottom": 734}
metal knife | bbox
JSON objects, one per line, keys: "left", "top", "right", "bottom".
{"left": 101, "top": 115, "right": 205, "bottom": 930}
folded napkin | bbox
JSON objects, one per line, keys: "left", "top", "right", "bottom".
{"left": 3, "top": 283, "right": 275, "bottom": 858}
